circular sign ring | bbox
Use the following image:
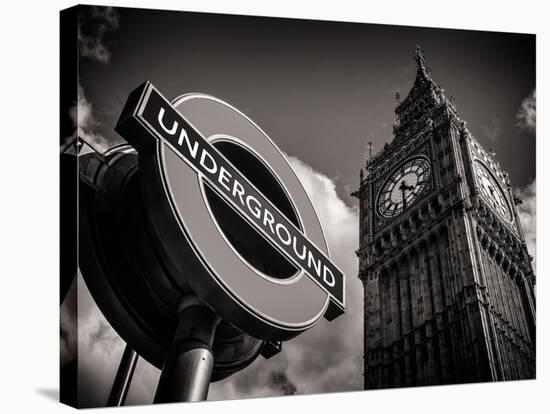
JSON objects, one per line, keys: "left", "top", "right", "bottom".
{"left": 137, "top": 92, "right": 332, "bottom": 340}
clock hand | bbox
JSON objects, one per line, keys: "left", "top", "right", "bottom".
{"left": 399, "top": 180, "right": 415, "bottom": 209}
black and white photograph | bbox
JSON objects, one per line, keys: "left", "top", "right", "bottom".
{"left": 57, "top": 4, "right": 537, "bottom": 408}
{"left": 4, "top": 1, "right": 548, "bottom": 414}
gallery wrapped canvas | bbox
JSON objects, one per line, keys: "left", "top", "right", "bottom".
{"left": 60, "top": 4, "right": 536, "bottom": 408}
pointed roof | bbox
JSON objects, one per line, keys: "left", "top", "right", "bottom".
{"left": 413, "top": 45, "right": 431, "bottom": 82}
{"left": 366, "top": 47, "right": 459, "bottom": 169}
{"left": 392, "top": 46, "right": 456, "bottom": 140}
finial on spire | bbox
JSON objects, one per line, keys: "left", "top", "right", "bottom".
{"left": 395, "top": 92, "right": 401, "bottom": 104}
{"left": 414, "top": 45, "right": 425, "bottom": 65}
{"left": 413, "top": 45, "right": 431, "bottom": 78}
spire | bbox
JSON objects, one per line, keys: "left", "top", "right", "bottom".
{"left": 414, "top": 45, "right": 426, "bottom": 68}
{"left": 395, "top": 45, "right": 436, "bottom": 116}
{"left": 413, "top": 44, "right": 431, "bottom": 82}
{"left": 392, "top": 46, "right": 448, "bottom": 140}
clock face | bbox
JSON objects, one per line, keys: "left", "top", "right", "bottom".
{"left": 377, "top": 157, "right": 432, "bottom": 219}
{"left": 473, "top": 160, "right": 512, "bottom": 222}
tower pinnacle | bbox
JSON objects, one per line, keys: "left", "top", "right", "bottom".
{"left": 392, "top": 46, "right": 439, "bottom": 139}
{"left": 414, "top": 44, "right": 431, "bottom": 79}
{"left": 414, "top": 45, "right": 425, "bottom": 65}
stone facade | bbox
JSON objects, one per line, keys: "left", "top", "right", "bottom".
{"left": 353, "top": 47, "right": 536, "bottom": 389}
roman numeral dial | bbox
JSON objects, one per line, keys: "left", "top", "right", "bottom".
{"left": 473, "top": 160, "right": 513, "bottom": 222}
{"left": 377, "top": 156, "right": 432, "bottom": 219}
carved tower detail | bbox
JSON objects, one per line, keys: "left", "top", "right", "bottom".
{"left": 353, "top": 47, "right": 536, "bottom": 389}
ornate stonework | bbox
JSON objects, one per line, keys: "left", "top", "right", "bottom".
{"left": 353, "top": 47, "right": 536, "bottom": 389}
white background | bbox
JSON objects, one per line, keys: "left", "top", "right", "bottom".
{"left": 0, "top": 0, "right": 547, "bottom": 412}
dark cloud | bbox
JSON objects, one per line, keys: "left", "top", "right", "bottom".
{"left": 516, "top": 89, "right": 536, "bottom": 133}
{"left": 209, "top": 354, "right": 296, "bottom": 399}
{"left": 268, "top": 371, "right": 297, "bottom": 395}
{"left": 79, "top": 6, "right": 119, "bottom": 64}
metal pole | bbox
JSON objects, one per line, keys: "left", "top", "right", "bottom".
{"left": 107, "top": 345, "right": 139, "bottom": 406}
{"left": 153, "top": 295, "right": 221, "bottom": 403}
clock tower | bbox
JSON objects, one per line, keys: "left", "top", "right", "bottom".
{"left": 353, "top": 47, "right": 536, "bottom": 388}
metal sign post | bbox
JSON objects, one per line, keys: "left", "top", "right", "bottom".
{"left": 107, "top": 345, "right": 138, "bottom": 406}
{"left": 154, "top": 296, "right": 220, "bottom": 403}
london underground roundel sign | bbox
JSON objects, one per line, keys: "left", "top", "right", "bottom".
{"left": 116, "top": 81, "right": 345, "bottom": 341}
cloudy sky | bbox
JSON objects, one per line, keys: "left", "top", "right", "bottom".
{"left": 63, "top": 5, "right": 536, "bottom": 407}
